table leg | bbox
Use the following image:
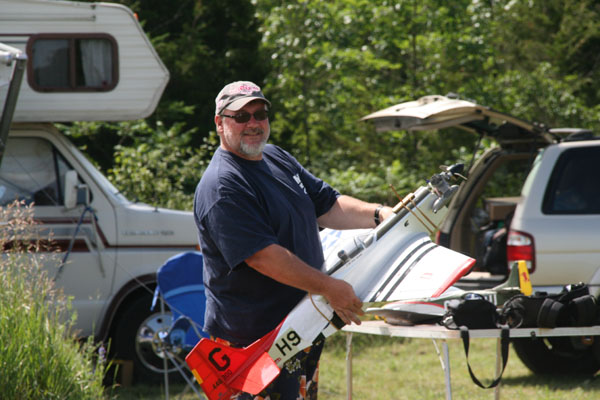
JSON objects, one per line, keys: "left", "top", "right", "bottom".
{"left": 495, "top": 337, "right": 502, "bottom": 400}
{"left": 443, "top": 340, "right": 452, "bottom": 400}
{"left": 346, "top": 332, "right": 353, "bottom": 400}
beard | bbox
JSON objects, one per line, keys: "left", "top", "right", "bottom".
{"left": 239, "top": 128, "right": 269, "bottom": 158}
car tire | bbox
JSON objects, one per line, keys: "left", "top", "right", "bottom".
{"left": 512, "top": 337, "right": 600, "bottom": 375}
{"left": 110, "top": 292, "right": 183, "bottom": 384}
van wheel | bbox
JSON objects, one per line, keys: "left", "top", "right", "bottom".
{"left": 512, "top": 337, "right": 600, "bottom": 375}
{"left": 111, "top": 293, "right": 181, "bottom": 384}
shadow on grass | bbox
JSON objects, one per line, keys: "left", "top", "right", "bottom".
{"left": 500, "top": 373, "right": 600, "bottom": 390}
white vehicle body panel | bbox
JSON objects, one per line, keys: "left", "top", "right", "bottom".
{"left": 511, "top": 140, "right": 600, "bottom": 289}
{"left": 6, "top": 125, "right": 197, "bottom": 337}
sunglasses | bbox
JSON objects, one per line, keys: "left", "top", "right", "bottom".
{"left": 221, "top": 110, "right": 269, "bottom": 124}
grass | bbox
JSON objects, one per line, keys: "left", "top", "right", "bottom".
{"left": 0, "top": 201, "right": 107, "bottom": 399}
{"left": 112, "top": 332, "right": 600, "bottom": 399}
{"left": 320, "top": 334, "right": 600, "bottom": 400}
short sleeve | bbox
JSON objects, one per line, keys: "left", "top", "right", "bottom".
{"left": 203, "top": 193, "right": 277, "bottom": 270}
{"left": 299, "top": 165, "right": 340, "bottom": 217}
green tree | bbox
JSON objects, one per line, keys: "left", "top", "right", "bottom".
{"left": 62, "top": 115, "right": 217, "bottom": 211}
{"left": 255, "top": 0, "right": 600, "bottom": 203}
{"left": 474, "top": 0, "right": 600, "bottom": 126}
{"left": 116, "top": 0, "right": 268, "bottom": 140}
{"left": 257, "top": 0, "right": 485, "bottom": 202}
{"left": 108, "top": 121, "right": 218, "bottom": 211}
{"left": 63, "top": 0, "right": 600, "bottom": 207}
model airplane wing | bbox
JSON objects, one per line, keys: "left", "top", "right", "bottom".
{"left": 366, "top": 301, "right": 446, "bottom": 326}
{"left": 366, "top": 261, "right": 531, "bottom": 325}
{"left": 187, "top": 164, "right": 476, "bottom": 400}
{"left": 322, "top": 230, "right": 473, "bottom": 301}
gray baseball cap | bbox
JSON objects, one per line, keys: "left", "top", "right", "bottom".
{"left": 215, "top": 81, "right": 271, "bottom": 115}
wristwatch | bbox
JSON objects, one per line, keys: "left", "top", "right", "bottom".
{"left": 374, "top": 205, "right": 383, "bottom": 226}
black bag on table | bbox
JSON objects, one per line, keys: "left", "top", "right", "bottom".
{"left": 500, "top": 283, "right": 598, "bottom": 328}
{"left": 442, "top": 293, "right": 499, "bottom": 330}
{"left": 441, "top": 293, "right": 509, "bottom": 389}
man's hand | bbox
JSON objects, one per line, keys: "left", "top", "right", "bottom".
{"left": 378, "top": 205, "right": 395, "bottom": 224}
{"left": 321, "top": 277, "right": 364, "bottom": 326}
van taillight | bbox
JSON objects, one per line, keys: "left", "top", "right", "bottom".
{"left": 435, "top": 230, "right": 450, "bottom": 246}
{"left": 507, "top": 230, "right": 535, "bottom": 273}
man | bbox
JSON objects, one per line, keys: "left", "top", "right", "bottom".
{"left": 194, "top": 81, "right": 393, "bottom": 399}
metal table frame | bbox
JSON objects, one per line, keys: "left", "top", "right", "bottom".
{"left": 342, "top": 321, "right": 600, "bottom": 400}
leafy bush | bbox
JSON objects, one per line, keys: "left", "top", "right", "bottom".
{"left": 0, "top": 201, "right": 108, "bottom": 399}
{"left": 61, "top": 117, "right": 218, "bottom": 211}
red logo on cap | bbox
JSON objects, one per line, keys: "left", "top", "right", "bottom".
{"left": 231, "top": 84, "right": 259, "bottom": 95}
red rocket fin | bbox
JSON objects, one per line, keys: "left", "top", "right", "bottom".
{"left": 185, "top": 323, "right": 282, "bottom": 399}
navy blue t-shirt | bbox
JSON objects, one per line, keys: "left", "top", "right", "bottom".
{"left": 194, "top": 145, "right": 339, "bottom": 345}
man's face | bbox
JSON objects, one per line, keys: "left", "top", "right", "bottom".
{"left": 215, "top": 100, "right": 270, "bottom": 160}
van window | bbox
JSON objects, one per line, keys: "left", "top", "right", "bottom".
{"left": 27, "top": 34, "right": 118, "bottom": 92}
{"left": 0, "top": 137, "right": 72, "bottom": 206}
{"left": 543, "top": 146, "right": 600, "bottom": 214}
{"left": 520, "top": 149, "right": 544, "bottom": 198}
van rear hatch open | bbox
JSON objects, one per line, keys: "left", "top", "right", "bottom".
{"left": 360, "top": 94, "right": 551, "bottom": 147}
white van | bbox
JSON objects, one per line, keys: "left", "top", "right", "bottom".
{"left": 0, "top": 0, "right": 197, "bottom": 383}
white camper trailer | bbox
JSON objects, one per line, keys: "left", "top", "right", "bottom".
{"left": 0, "top": 0, "right": 197, "bottom": 383}
{"left": 0, "top": 0, "right": 168, "bottom": 121}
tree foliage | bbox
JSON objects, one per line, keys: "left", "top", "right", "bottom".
{"left": 61, "top": 114, "right": 217, "bottom": 211}
{"left": 112, "top": 0, "right": 268, "bottom": 134}
{"left": 256, "top": 0, "right": 600, "bottom": 202}
{"left": 64, "top": 0, "right": 600, "bottom": 207}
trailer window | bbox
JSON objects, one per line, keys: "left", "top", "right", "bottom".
{"left": 27, "top": 34, "right": 118, "bottom": 92}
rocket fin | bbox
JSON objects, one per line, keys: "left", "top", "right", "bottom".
{"left": 186, "top": 323, "right": 282, "bottom": 399}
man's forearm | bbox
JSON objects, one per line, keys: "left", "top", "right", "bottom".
{"left": 317, "top": 195, "right": 394, "bottom": 230}
{"left": 245, "top": 243, "right": 363, "bottom": 325}
{"left": 245, "top": 243, "right": 332, "bottom": 294}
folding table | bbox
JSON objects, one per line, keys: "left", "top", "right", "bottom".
{"left": 342, "top": 321, "right": 600, "bottom": 400}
